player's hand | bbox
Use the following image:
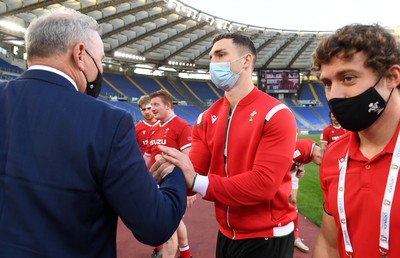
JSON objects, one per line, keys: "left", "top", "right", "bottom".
{"left": 288, "top": 193, "right": 297, "bottom": 206}
{"left": 158, "top": 145, "right": 196, "bottom": 188}
{"left": 187, "top": 195, "right": 197, "bottom": 208}
{"left": 296, "top": 170, "right": 305, "bottom": 178}
{"left": 150, "top": 154, "right": 175, "bottom": 184}
{"left": 296, "top": 164, "right": 305, "bottom": 178}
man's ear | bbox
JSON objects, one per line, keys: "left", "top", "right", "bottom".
{"left": 73, "top": 43, "right": 86, "bottom": 71}
{"left": 243, "top": 53, "right": 253, "bottom": 69}
{"left": 386, "top": 64, "right": 400, "bottom": 89}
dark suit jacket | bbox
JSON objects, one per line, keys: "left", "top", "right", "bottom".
{"left": 0, "top": 69, "right": 186, "bottom": 257}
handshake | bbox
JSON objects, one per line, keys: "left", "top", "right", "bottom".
{"left": 150, "top": 145, "right": 197, "bottom": 189}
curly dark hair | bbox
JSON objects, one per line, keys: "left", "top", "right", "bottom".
{"left": 312, "top": 24, "right": 400, "bottom": 79}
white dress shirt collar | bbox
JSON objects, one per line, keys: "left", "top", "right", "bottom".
{"left": 28, "top": 65, "right": 78, "bottom": 91}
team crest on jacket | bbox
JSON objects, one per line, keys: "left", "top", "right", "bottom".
{"left": 249, "top": 110, "right": 257, "bottom": 122}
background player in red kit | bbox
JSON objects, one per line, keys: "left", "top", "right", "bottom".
{"left": 144, "top": 89, "right": 194, "bottom": 258}
{"left": 135, "top": 95, "right": 158, "bottom": 155}
{"left": 290, "top": 139, "right": 322, "bottom": 253}
{"left": 320, "top": 111, "right": 346, "bottom": 152}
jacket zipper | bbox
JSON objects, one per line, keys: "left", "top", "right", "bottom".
{"left": 224, "top": 106, "right": 236, "bottom": 239}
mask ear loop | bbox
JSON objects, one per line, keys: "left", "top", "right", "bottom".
{"left": 375, "top": 75, "right": 394, "bottom": 104}
{"left": 386, "top": 88, "right": 394, "bottom": 104}
{"left": 372, "top": 76, "right": 383, "bottom": 88}
{"left": 232, "top": 55, "right": 248, "bottom": 75}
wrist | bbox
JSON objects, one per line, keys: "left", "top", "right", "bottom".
{"left": 191, "top": 173, "right": 198, "bottom": 190}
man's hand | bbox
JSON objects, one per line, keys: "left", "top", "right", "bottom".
{"left": 187, "top": 195, "right": 197, "bottom": 208}
{"left": 288, "top": 193, "right": 297, "bottom": 206}
{"left": 296, "top": 164, "right": 305, "bottom": 178}
{"left": 158, "top": 145, "right": 196, "bottom": 189}
{"left": 150, "top": 154, "right": 175, "bottom": 184}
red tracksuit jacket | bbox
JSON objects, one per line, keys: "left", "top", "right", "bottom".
{"left": 190, "top": 87, "right": 297, "bottom": 240}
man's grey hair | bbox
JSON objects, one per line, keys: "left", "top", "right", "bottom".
{"left": 25, "top": 8, "right": 100, "bottom": 60}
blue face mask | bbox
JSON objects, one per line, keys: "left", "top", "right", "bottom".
{"left": 209, "top": 56, "right": 244, "bottom": 91}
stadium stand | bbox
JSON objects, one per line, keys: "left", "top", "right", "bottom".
{"left": 311, "top": 81, "right": 328, "bottom": 106}
{"left": 156, "top": 78, "right": 185, "bottom": 102}
{"left": 103, "top": 73, "right": 144, "bottom": 99}
{"left": 128, "top": 75, "right": 162, "bottom": 95}
{"left": 0, "top": 57, "right": 24, "bottom": 81}
{"left": 185, "top": 80, "right": 222, "bottom": 104}
{"left": 169, "top": 78, "right": 206, "bottom": 109}
{"left": 0, "top": 57, "right": 330, "bottom": 131}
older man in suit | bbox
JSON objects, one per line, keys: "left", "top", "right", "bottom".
{"left": 0, "top": 8, "right": 186, "bottom": 257}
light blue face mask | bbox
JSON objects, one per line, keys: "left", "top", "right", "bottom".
{"left": 209, "top": 56, "right": 244, "bottom": 91}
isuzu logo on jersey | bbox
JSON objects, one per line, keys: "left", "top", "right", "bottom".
{"left": 149, "top": 139, "right": 166, "bottom": 146}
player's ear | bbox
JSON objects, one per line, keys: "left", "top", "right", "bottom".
{"left": 243, "top": 53, "right": 253, "bottom": 69}
{"left": 386, "top": 64, "right": 400, "bottom": 89}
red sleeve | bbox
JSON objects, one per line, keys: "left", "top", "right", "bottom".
{"left": 294, "top": 139, "right": 315, "bottom": 164}
{"left": 177, "top": 123, "right": 192, "bottom": 151}
{"left": 189, "top": 114, "right": 211, "bottom": 176}
{"left": 320, "top": 126, "right": 330, "bottom": 142}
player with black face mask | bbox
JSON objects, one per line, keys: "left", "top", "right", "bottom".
{"left": 312, "top": 24, "right": 400, "bottom": 258}
{"left": 328, "top": 77, "right": 394, "bottom": 132}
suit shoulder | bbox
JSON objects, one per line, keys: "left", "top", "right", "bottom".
{"left": 75, "top": 96, "right": 134, "bottom": 126}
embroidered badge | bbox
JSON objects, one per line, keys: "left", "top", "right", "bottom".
{"left": 249, "top": 110, "right": 257, "bottom": 122}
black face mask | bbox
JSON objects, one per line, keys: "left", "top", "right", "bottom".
{"left": 328, "top": 79, "right": 393, "bottom": 132}
{"left": 83, "top": 50, "right": 102, "bottom": 98}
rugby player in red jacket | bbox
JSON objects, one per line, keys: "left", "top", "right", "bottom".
{"left": 157, "top": 32, "right": 297, "bottom": 258}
